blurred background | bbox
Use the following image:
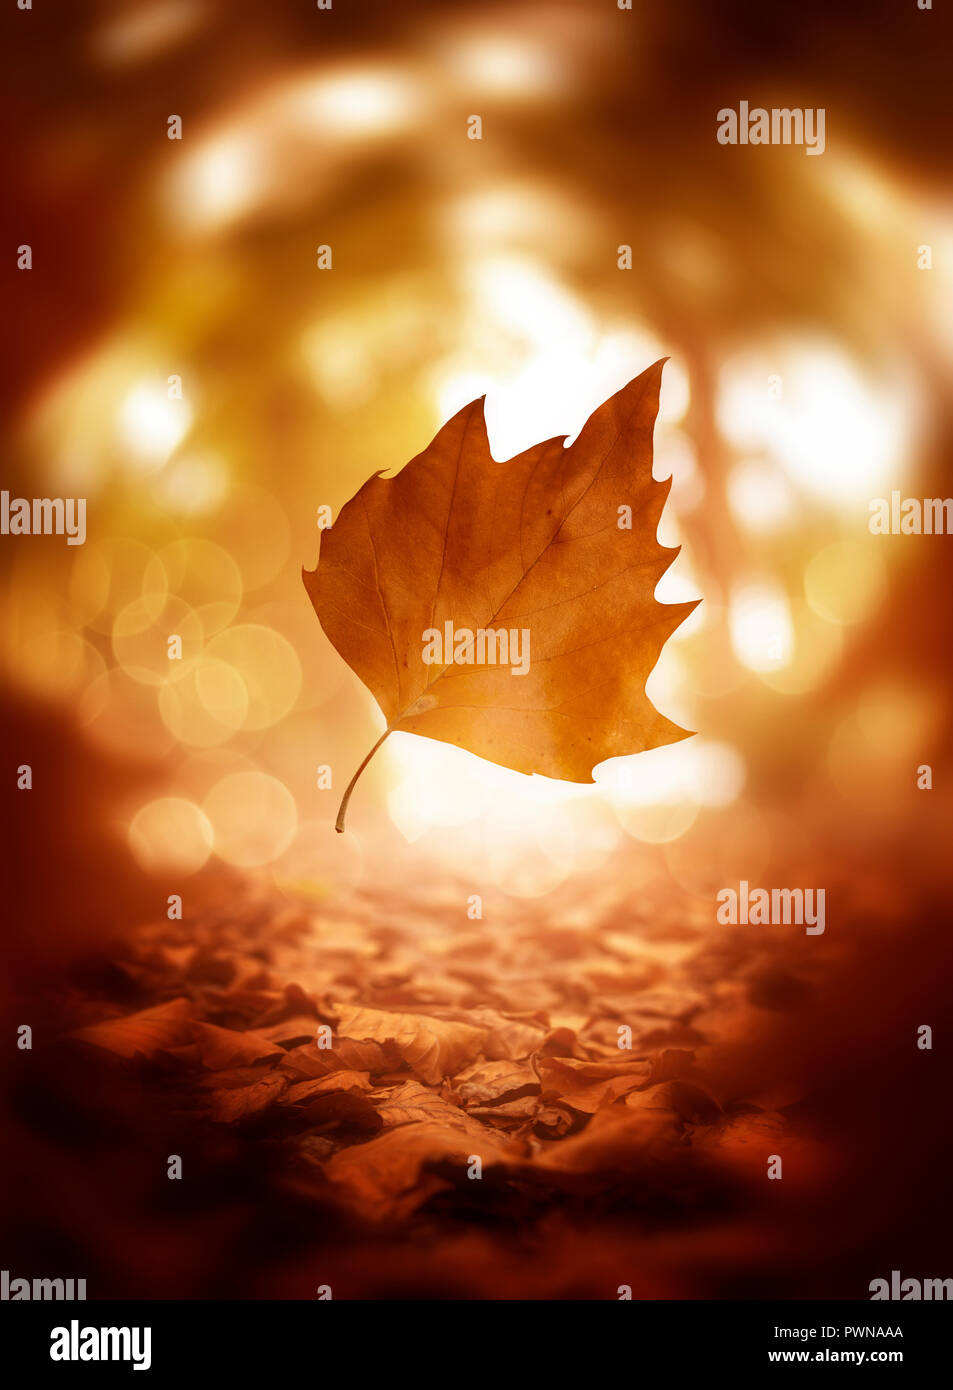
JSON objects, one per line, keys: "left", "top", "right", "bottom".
{"left": 2, "top": 0, "right": 952, "bottom": 1299}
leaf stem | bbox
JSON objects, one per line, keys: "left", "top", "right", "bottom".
{"left": 335, "top": 729, "right": 391, "bottom": 833}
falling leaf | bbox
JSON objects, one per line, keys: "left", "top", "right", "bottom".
{"left": 304, "top": 361, "right": 698, "bottom": 829}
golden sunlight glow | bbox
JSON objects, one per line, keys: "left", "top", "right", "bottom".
{"left": 804, "top": 539, "right": 887, "bottom": 626}
{"left": 112, "top": 595, "right": 204, "bottom": 685}
{"left": 146, "top": 538, "right": 243, "bottom": 637}
{"left": 922, "top": 209, "right": 953, "bottom": 364}
{"left": 128, "top": 796, "right": 213, "bottom": 874}
{"left": 434, "top": 259, "right": 680, "bottom": 479}
{"left": 92, "top": 0, "right": 205, "bottom": 67}
{"left": 439, "top": 33, "right": 564, "bottom": 100}
{"left": 31, "top": 340, "right": 176, "bottom": 493}
{"left": 152, "top": 451, "right": 229, "bottom": 515}
{"left": 116, "top": 380, "right": 193, "bottom": 470}
{"left": 301, "top": 326, "right": 376, "bottom": 409}
{"left": 534, "top": 800, "right": 620, "bottom": 875}
{"left": 385, "top": 731, "right": 602, "bottom": 860}
{"left": 613, "top": 799, "right": 699, "bottom": 844}
{"left": 158, "top": 656, "right": 249, "bottom": 746}
{"left": 439, "top": 185, "right": 596, "bottom": 256}
{"left": 727, "top": 457, "right": 797, "bottom": 532}
{"left": 599, "top": 738, "right": 744, "bottom": 843}
{"left": 203, "top": 624, "right": 302, "bottom": 729}
{"left": 69, "top": 538, "right": 168, "bottom": 633}
{"left": 758, "top": 599, "right": 844, "bottom": 695}
{"left": 272, "top": 819, "right": 366, "bottom": 898}
{"left": 655, "top": 428, "right": 704, "bottom": 511}
{"left": 387, "top": 736, "right": 497, "bottom": 841}
{"left": 655, "top": 565, "right": 704, "bottom": 642}
{"left": 204, "top": 771, "right": 298, "bottom": 867}
{"left": 167, "top": 131, "right": 266, "bottom": 234}
{"left": 165, "top": 65, "right": 422, "bottom": 235}
{"left": 717, "top": 343, "right": 912, "bottom": 506}
{"left": 281, "top": 69, "right": 420, "bottom": 139}
{"left": 644, "top": 648, "right": 698, "bottom": 734}
{"left": 598, "top": 736, "right": 745, "bottom": 823}
{"left": 486, "top": 805, "right": 576, "bottom": 897}
{"left": 680, "top": 605, "right": 747, "bottom": 699}
{"left": 205, "top": 484, "right": 291, "bottom": 591}
{"left": 729, "top": 580, "right": 794, "bottom": 672}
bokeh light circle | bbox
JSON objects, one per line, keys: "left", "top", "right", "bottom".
{"left": 145, "top": 538, "right": 243, "bottom": 637}
{"left": 128, "top": 797, "right": 214, "bottom": 874}
{"left": 158, "top": 656, "right": 249, "bottom": 746}
{"left": 203, "top": 623, "right": 302, "bottom": 728}
{"left": 112, "top": 594, "right": 204, "bottom": 685}
{"left": 204, "top": 771, "right": 298, "bottom": 867}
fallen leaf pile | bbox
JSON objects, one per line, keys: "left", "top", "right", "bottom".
{"left": 39, "top": 849, "right": 838, "bottom": 1296}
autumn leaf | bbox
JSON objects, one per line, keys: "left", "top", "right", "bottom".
{"left": 284, "top": 1071, "right": 372, "bottom": 1104}
{"left": 530, "top": 1104, "right": 681, "bottom": 1179}
{"left": 192, "top": 1021, "right": 286, "bottom": 1069}
{"left": 250, "top": 1015, "right": 324, "bottom": 1047}
{"left": 444, "top": 1006, "right": 548, "bottom": 1061}
{"left": 208, "top": 1073, "right": 288, "bottom": 1123}
{"left": 323, "top": 1120, "right": 517, "bottom": 1222}
{"left": 279, "top": 1036, "right": 403, "bottom": 1078}
{"left": 333, "top": 1004, "right": 487, "bottom": 1084}
{"left": 304, "top": 360, "right": 698, "bottom": 829}
{"left": 70, "top": 997, "right": 193, "bottom": 1059}
{"left": 626, "top": 1079, "right": 722, "bottom": 1125}
{"left": 450, "top": 1058, "right": 540, "bottom": 1106}
{"left": 534, "top": 1055, "right": 652, "bottom": 1113}
{"left": 371, "top": 1079, "right": 492, "bottom": 1131}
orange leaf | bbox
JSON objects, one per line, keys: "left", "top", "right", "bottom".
{"left": 70, "top": 998, "right": 193, "bottom": 1059}
{"left": 334, "top": 1004, "right": 487, "bottom": 1085}
{"left": 192, "top": 1021, "right": 286, "bottom": 1069}
{"left": 303, "top": 361, "right": 698, "bottom": 828}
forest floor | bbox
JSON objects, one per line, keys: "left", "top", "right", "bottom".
{"left": 10, "top": 834, "right": 912, "bottom": 1301}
